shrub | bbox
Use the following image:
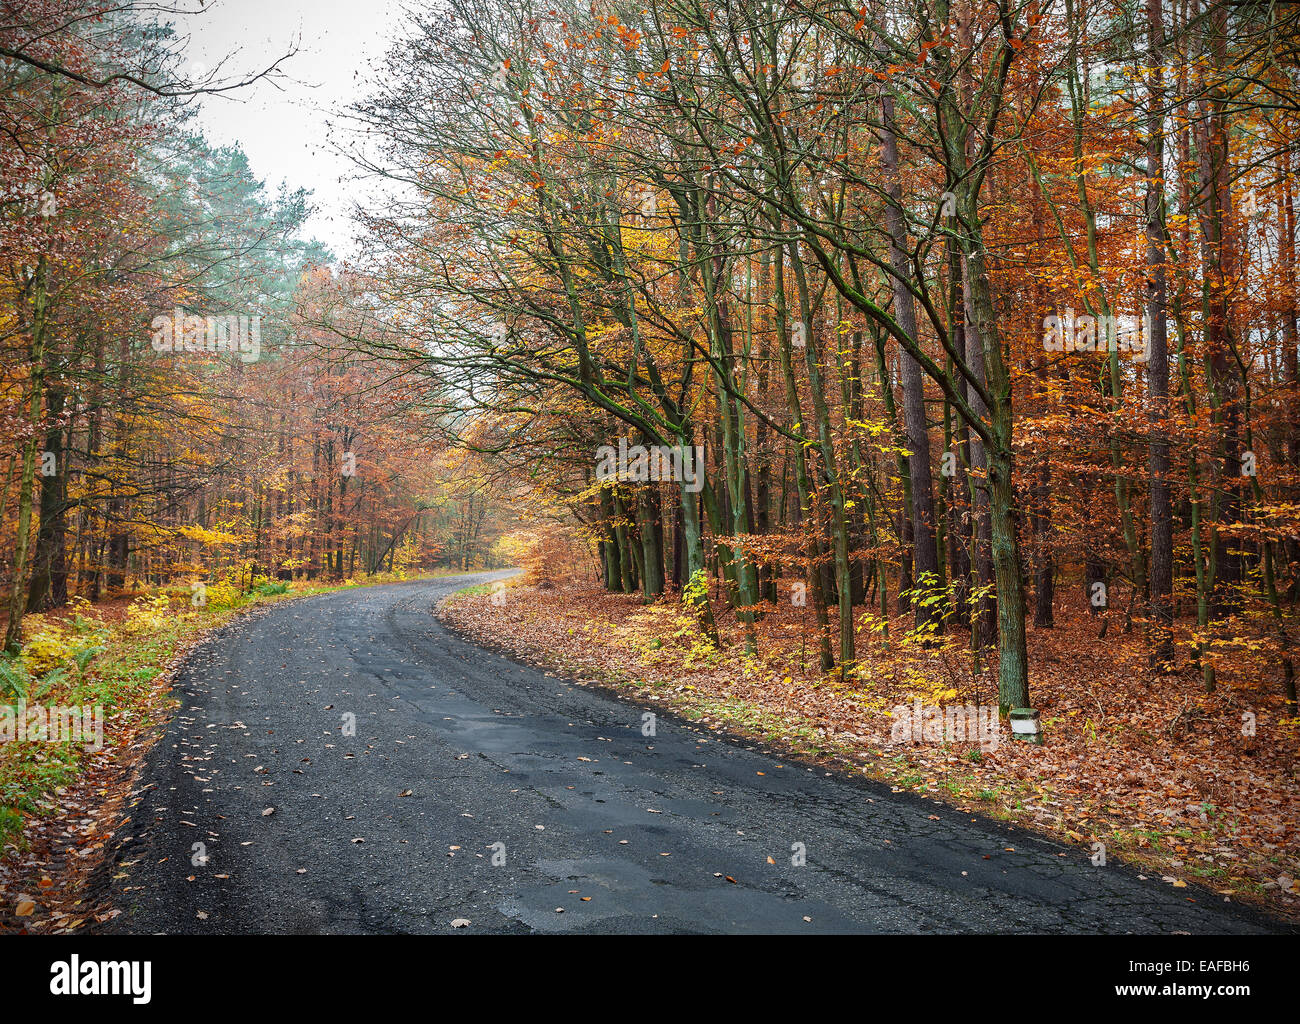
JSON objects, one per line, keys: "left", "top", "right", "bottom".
{"left": 21, "top": 627, "right": 72, "bottom": 677}
{"left": 203, "top": 581, "right": 242, "bottom": 609}
{"left": 124, "top": 594, "right": 173, "bottom": 634}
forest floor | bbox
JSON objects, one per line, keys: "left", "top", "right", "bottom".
{"left": 440, "top": 575, "right": 1300, "bottom": 921}
{"left": 0, "top": 569, "right": 460, "bottom": 932}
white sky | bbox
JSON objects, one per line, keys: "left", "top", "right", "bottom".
{"left": 176, "top": 0, "right": 409, "bottom": 260}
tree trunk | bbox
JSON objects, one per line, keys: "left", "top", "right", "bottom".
{"left": 880, "top": 91, "right": 943, "bottom": 633}
{"left": 1146, "top": 0, "right": 1175, "bottom": 669}
{"left": 26, "top": 386, "right": 68, "bottom": 611}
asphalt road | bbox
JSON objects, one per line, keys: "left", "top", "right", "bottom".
{"left": 103, "top": 573, "right": 1287, "bottom": 934}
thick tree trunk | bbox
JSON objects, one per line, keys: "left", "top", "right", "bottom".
{"left": 962, "top": 195, "right": 1030, "bottom": 711}
{"left": 601, "top": 487, "right": 622, "bottom": 591}
{"left": 1196, "top": 6, "right": 1243, "bottom": 621}
{"left": 612, "top": 490, "right": 637, "bottom": 594}
{"left": 26, "top": 386, "right": 68, "bottom": 611}
{"left": 636, "top": 485, "right": 664, "bottom": 600}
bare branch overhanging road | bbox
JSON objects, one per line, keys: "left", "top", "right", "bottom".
{"left": 103, "top": 573, "right": 1287, "bottom": 935}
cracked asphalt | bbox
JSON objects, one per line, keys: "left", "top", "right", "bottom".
{"left": 104, "top": 572, "right": 1289, "bottom": 934}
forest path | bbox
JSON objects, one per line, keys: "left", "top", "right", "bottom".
{"left": 104, "top": 574, "right": 1283, "bottom": 934}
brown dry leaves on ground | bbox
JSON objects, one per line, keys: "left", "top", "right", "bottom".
{"left": 441, "top": 577, "right": 1300, "bottom": 920}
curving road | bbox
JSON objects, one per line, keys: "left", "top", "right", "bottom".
{"left": 103, "top": 573, "right": 1286, "bottom": 934}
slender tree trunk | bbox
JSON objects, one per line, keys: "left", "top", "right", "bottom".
{"left": 945, "top": 237, "right": 973, "bottom": 628}
{"left": 788, "top": 240, "right": 855, "bottom": 674}
{"left": 880, "top": 91, "right": 943, "bottom": 632}
{"left": 962, "top": 257, "right": 998, "bottom": 652}
{"left": 773, "top": 235, "right": 833, "bottom": 671}
{"left": 1146, "top": 0, "right": 1175, "bottom": 668}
